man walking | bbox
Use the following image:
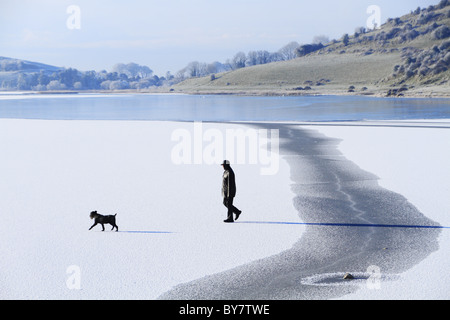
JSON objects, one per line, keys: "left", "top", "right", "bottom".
{"left": 221, "top": 160, "right": 242, "bottom": 223}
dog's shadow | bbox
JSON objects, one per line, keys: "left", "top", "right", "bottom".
{"left": 119, "top": 230, "right": 174, "bottom": 234}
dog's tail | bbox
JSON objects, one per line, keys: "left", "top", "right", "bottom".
{"left": 114, "top": 213, "right": 117, "bottom": 217}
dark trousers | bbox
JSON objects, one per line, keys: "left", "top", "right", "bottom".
{"left": 223, "top": 197, "right": 240, "bottom": 220}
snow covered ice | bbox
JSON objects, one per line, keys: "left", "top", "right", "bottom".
{"left": 0, "top": 118, "right": 449, "bottom": 300}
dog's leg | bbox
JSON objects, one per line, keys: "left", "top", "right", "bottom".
{"left": 101, "top": 224, "right": 105, "bottom": 231}
{"left": 89, "top": 222, "right": 97, "bottom": 230}
{"left": 113, "top": 214, "right": 118, "bottom": 231}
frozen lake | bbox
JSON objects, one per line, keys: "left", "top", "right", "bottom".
{"left": 0, "top": 93, "right": 449, "bottom": 121}
{"left": 1, "top": 92, "right": 449, "bottom": 300}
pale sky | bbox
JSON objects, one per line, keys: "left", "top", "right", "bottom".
{"left": 0, "top": 0, "right": 440, "bottom": 75}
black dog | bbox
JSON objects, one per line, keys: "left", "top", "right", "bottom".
{"left": 89, "top": 211, "right": 119, "bottom": 232}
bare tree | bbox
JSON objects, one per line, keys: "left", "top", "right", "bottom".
{"left": 246, "top": 50, "right": 270, "bottom": 66}
{"left": 231, "top": 52, "right": 246, "bottom": 69}
{"left": 246, "top": 51, "right": 259, "bottom": 66}
{"left": 278, "top": 41, "right": 300, "bottom": 60}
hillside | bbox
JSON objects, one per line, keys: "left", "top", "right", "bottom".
{"left": 174, "top": 2, "right": 450, "bottom": 98}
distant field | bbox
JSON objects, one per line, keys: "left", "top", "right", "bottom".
{"left": 174, "top": 52, "right": 403, "bottom": 95}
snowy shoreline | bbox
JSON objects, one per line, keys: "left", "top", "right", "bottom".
{"left": 1, "top": 119, "right": 449, "bottom": 300}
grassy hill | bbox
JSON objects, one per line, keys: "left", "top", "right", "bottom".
{"left": 174, "top": 2, "right": 450, "bottom": 98}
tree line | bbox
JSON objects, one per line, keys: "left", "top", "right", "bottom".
{"left": 175, "top": 41, "right": 300, "bottom": 80}
{"left": 0, "top": 61, "right": 175, "bottom": 91}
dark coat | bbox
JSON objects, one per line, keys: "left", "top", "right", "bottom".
{"left": 222, "top": 165, "right": 236, "bottom": 198}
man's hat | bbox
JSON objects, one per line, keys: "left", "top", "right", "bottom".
{"left": 221, "top": 160, "right": 230, "bottom": 165}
